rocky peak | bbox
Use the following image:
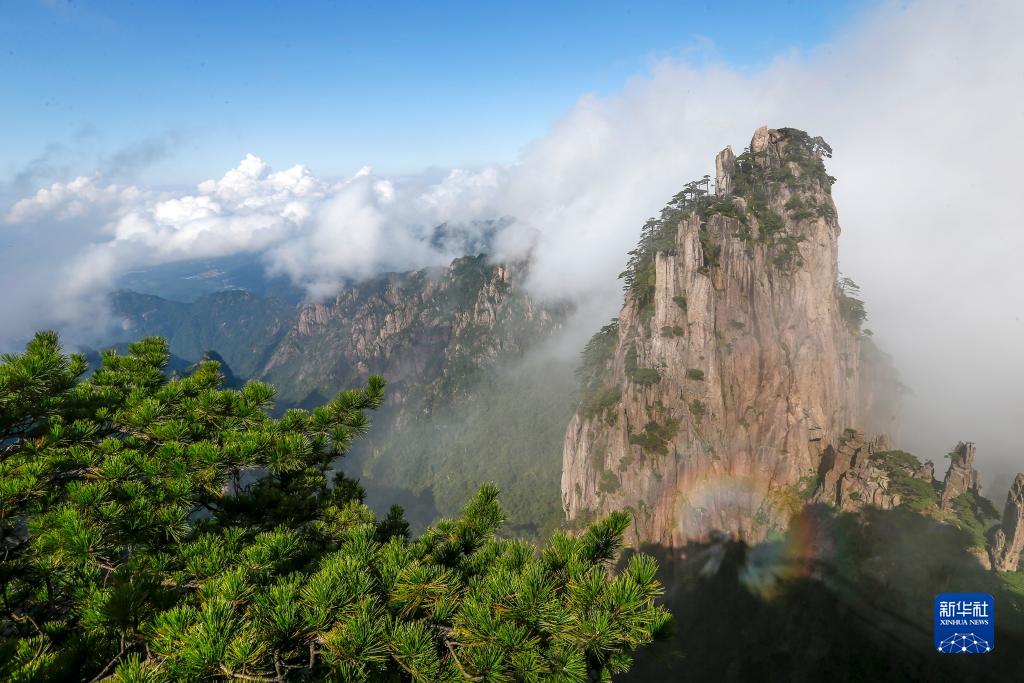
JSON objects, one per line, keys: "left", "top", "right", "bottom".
{"left": 990, "top": 473, "right": 1024, "bottom": 572}
{"left": 940, "top": 441, "right": 981, "bottom": 509}
{"left": 561, "top": 127, "right": 895, "bottom": 547}
{"left": 714, "top": 146, "right": 735, "bottom": 197}
{"left": 812, "top": 431, "right": 905, "bottom": 512}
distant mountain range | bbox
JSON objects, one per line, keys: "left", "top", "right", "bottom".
{"left": 117, "top": 253, "right": 305, "bottom": 304}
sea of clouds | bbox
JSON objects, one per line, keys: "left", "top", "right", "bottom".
{"left": 3, "top": 0, "right": 1022, "bottom": 491}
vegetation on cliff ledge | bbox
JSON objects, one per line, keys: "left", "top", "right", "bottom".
{"left": 0, "top": 332, "right": 670, "bottom": 681}
{"left": 615, "top": 128, "right": 836, "bottom": 331}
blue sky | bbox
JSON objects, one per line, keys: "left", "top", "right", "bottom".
{"left": 1, "top": 0, "right": 869, "bottom": 185}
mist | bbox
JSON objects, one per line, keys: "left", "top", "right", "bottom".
{"left": 2, "top": 1, "right": 1021, "bottom": 493}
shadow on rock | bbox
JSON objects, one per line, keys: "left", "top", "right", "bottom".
{"left": 622, "top": 504, "right": 1024, "bottom": 682}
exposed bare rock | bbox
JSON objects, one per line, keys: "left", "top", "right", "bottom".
{"left": 260, "top": 255, "right": 566, "bottom": 406}
{"left": 940, "top": 441, "right": 982, "bottom": 509}
{"left": 812, "top": 431, "right": 901, "bottom": 512}
{"left": 561, "top": 127, "right": 898, "bottom": 547}
{"left": 990, "top": 473, "right": 1024, "bottom": 572}
{"left": 714, "top": 145, "right": 735, "bottom": 196}
{"left": 914, "top": 460, "right": 935, "bottom": 482}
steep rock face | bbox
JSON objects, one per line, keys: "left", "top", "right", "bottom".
{"left": 940, "top": 441, "right": 982, "bottom": 509}
{"left": 562, "top": 127, "right": 894, "bottom": 546}
{"left": 991, "top": 474, "right": 1024, "bottom": 572}
{"left": 259, "top": 255, "right": 565, "bottom": 407}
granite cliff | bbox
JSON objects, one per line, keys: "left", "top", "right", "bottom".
{"left": 257, "top": 255, "right": 564, "bottom": 408}
{"left": 562, "top": 127, "right": 899, "bottom": 547}
{"left": 991, "top": 474, "right": 1024, "bottom": 572}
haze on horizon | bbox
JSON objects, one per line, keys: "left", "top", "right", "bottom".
{"left": 2, "top": 0, "right": 1022, "bottom": 496}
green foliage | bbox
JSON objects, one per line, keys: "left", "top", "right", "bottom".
{"left": 624, "top": 342, "right": 661, "bottom": 386}
{"left": 628, "top": 420, "right": 680, "bottom": 455}
{"left": 0, "top": 333, "right": 669, "bottom": 681}
{"left": 639, "top": 301, "right": 656, "bottom": 328}
{"left": 445, "top": 255, "right": 489, "bottom": 309}
{"left": 580, "top": 385, "right": 622, "bottom": 421}
{"left": 688, "top": 400, "right": 706, "bottom": 420}
{"left": 783, "top": 195, "right": 832, "bottom": 222}
{"left": 703, "top": 197, "right": 745, "bottom": 221}
{"left": 630, "top": 369, "right": 661, "bottom": 386}
{"left": 950, "top": 491, "right": 1000, "bottom": 550}
{"left": 796, "top": 473, "right": 821, "bottom": 502}
{"left": 867, "top": 450, "right": 939, "bottom": 513}
{"left": 697, "top": 223, "right": 721, "bottom": 272}
{"left": 672, "top": 295, "right": 687, "bottom": 310}
{"left": 754, "top": 207, "right": 784, "bottom": 238}
{"left": 576, "top": 320, "right": 620, "bottom": 411}
{"left": 775, "top": 127, "right": 836, "bottom": 186}
{"left": 837, "top": 277, "right": 868, "bottom": 332}
{"left": 620, "top": 177, "right": 713, "bottom": 296}
{"left": 726, "top": 128, "right": 841, "bottom": 273}
{"left": 742, "top": 193, "right": 804, "bottom": 271}
{"left": 770, "top": 235, "right": 805, "bottom": 271}
{"left": 685, "top": 368, "right": 705, "bottom": 381}
{"left": 599, "top": 469, "right": 621, "bottom": 494}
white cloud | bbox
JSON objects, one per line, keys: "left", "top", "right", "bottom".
{"left": 6, "top": 175, "right": 148, "bottom": 223}
{"left": 2, "top": 153, "right": 506, "bottom": 344}
{"left": 3, "top": 0, "right": 1021, "bottom": 488}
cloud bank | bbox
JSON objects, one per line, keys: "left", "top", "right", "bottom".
{"left": 3, "top": 1, "right": 1021, "bottom": 488}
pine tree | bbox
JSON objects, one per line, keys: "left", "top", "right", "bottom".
{"left": 0, "top": 333, "right": 670, "bottom": 681}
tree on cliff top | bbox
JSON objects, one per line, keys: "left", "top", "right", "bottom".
{"left": 0, "top": 332, "right": 670, "bottom": 681}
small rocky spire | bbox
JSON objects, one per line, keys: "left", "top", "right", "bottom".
{"left": 940, "top": 441, "right": 982, "bottom": 509}
{"left": 714, "top": 145, "right": 735, "bottom": 197}
{"left": 750, "top": 125, "right": 777, "bottom": 153}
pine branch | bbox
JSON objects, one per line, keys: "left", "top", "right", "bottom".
{"left": 445, "top": 639, "right": 482, "bottom": 681}
{"left": 219, "top": 664, "right": 281, "bottom": 682}
{"left": 87, "top": 641, "right": 127, "bottom": 683}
